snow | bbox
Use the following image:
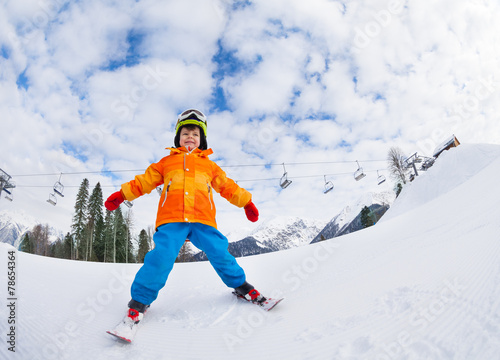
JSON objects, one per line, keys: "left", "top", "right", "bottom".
{"left": 1, "top": 143, "right": 500, "bottom": 359}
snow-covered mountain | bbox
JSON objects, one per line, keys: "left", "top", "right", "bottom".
{"left": 311, "top": 191, "right": 395, "bottom": 243}
{"left": 0, "top": 209, "right": 64, "bottom": 248}
{"left": 193, "top": 216, "right": 327, "bottom": 260}
{"left": 2, "top": 143, "right": 500, "bottom": 359}
{"left": 0, "top": 210, "right": 37, "bottom": 247}
{"left": 195, "top": 193, "right": 395, "bottom": 260}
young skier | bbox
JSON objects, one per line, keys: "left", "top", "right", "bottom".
{"left": 105, "top": 109, "right": 276, "bottom": 341}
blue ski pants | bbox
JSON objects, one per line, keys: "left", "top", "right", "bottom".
{"left": 131, "top": 222, "right": 246, "bottom": 305}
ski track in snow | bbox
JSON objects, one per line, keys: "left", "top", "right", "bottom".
{"left": 1, "top": 144, "right": 500, "bottom": 360}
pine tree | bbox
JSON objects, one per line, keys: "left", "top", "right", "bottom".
{"left": 360, "top": 206, "right": 374, "bottom": 229}
{"left": 103, "top": 210, "right": 115, "bottom": 262}
{"left": 63, "top": 232, "right": 74, "bottom": 259}
{"left": 176, "top": 241, "right": 192, "bottom": 262}
{"left": 50, "top": 238, "right": 65, "bottom": 259}
{"left": 395, "top": 183, "right": 403, "bottom": 198}
{"left": 112, "top": 206, "right": 128, "bottom": 263}
{"left": 87, "top": 182, "right": 104, "bottom": 261}
{"left": 93, "top": 215, "right": 106, "bottom": 262}
{"left": 137, "top": 229, "right": 150, "bottom": 263}
{"left": 124, "top": 209, "right": 135, "bottom": 263}
{"left": 72, "top": 178, "right": 89, "bottom": 260}
{"left": 19, "top": 232, "right": 33, "bottom": 254}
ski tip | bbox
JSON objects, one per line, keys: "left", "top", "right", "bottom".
{"left": 106, "top": 330, "right": 132, "bottom": 343}
{"left": 264, "top": 297, "right": 284, "bottom": 311}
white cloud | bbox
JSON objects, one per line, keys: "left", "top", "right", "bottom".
{"left": 1, "top": 0, "right": 500, "bottom": 237}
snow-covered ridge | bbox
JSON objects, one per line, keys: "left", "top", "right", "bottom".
{"left": 248, "top": 216, "right": 327, "bottom": 248}
{"left": 0, "top": 209, "right": 64, "bottom": 247}
{"left": 381, "top": 143, "right": 500, "bottom": 222}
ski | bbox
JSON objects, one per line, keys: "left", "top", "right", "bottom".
{"left": 106, "top": 309, "right": 143, "bottom": 343}
{"left": 106, "top": 328, "right": 135, "bottom": 343}
{"left": 232, "top": 291, "right": 284, "bottom": 311}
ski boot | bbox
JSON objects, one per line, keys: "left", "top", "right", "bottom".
{"left": 106, "top": 300, "right": 149, "bottom": 343}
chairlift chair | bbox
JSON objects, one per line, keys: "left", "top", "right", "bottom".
{"left": 377, "top": 170, "right": 386, "bottom": 185}
{"left": 53, "top": 174, "right": 65, "bottom": 197}
{"left": 323, "top": 175, "right": 334, "bottom": 194}
{"left": 280, "top": 163, "right": 292, "bottom": 189}
{"left": 354, "top": 160, "right": 366, "bottom": 181}
{"left": 47, "top": 193, "right": 57, "bottom": 206}
{"left": 3, "top": 188, "right": 13, "bottom": 201}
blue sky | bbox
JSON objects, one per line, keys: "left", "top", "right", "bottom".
{"left": 1, "top": 0, "right": 500, "bottom": 235}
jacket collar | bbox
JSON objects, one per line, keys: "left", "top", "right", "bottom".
{"left": 166, "top": 147, "right": 213, "bottom": 157}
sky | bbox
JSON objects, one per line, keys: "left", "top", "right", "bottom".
{"left": 1, "top": 0, "right": 500, "bottom": 238}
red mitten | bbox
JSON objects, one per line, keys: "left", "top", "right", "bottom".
{"left": 244, "top": 201, "right": 259, "bottom": 222}
{"left": 105, "top": 191, "right": 125, "bottom": 211}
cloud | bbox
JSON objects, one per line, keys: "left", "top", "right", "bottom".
{"left": 1, "top": 0, "right": 500, "bottom": 237}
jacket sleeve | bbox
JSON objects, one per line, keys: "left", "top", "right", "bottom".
{"left": 121, "top": 162, "right": 164, "bottom": 201}
{"left": 211, "top": 163, "right": 252, "bottom": 208}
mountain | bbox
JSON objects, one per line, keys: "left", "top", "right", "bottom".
{"left": 2, "top": 143, "right": 500, "bottom": 359}
{"left": 0, "top": 210, "right": 36, "bottom": 247}
{"left": 192, "top": 216, "right": 327, "bottom": 260}
{"left": 310, "top": 191, "right": 395, "bottom": 243}
{"left": 0, "top": 209, "right": 64, "bottom": 248}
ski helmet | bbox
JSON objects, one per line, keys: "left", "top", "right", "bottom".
{"left": 174, "top": 109, "right": 208, "bottom": 150}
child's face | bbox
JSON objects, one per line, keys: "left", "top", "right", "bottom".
{"left": 179, "top": 126, "right": 201, "bottom": 150}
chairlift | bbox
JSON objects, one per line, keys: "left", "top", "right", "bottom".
{"left": 3, "top": 188, "right": 13, "bottom": 201}
{"left": 354, "top": 160, "right": 366, "bottom": 181}
{"left": 124, "top": 200, "right": 133, "bottom": 208}
{"left": 323, "top": 175, "right": 334, "bottom": 194}
{"left": 279, "top": 163, "right": 292, "bottom": 189}
{"left": 53, "top": 174, "right": 65, "bottom": 197}
{"left": 377, "top": 170, "right": 386, "bottom": 185}
{"left": 47, "top": 193, "right": 57, "bottom": 206}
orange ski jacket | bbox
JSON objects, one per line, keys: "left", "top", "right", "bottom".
{"left": 120, "top": 147, "right": 252, "bottom": 229}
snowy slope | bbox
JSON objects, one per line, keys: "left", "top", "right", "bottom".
{"left": 1, "top": 144, "right": 500, "bottom": 359}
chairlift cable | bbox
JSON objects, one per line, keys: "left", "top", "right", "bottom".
{"left": 10, "top": 159, "right": 387, "bottom": 178}
{"left": 13, "top": 168, "right": 389, "bottom": 187}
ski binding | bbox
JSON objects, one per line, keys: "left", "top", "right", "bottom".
{"left": 232, "top": 291, "right": 284, "bottom": 311}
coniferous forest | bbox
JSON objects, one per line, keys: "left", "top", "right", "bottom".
{"left": 19, "top": 178, "right": 158, "bottom": 263}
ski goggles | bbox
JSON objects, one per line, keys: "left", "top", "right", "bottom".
{"left": 176, "top": 109, "right": 207, "bottom": 136}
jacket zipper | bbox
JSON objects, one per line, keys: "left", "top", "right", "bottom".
{"left": 161, "top": 180, "right": 171, "bottom": 207}
{"left": 207, "top": 182, "right": 214, "bottom": 210}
